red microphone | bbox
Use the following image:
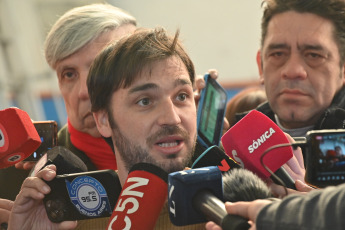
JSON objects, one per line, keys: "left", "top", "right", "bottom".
{"left": 0, "top": 107, "right": 41, "bottom": 168}
{"left": 221, "top": 110, "right": 296, "bottom": 189}
{"left": 107, "top": 163, "right": 168, "bottom": 230}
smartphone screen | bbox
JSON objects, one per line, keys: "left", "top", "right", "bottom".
{"left": 197, "top": 74, "right": 228, "bottom": 148}
{"left": 24, "top": 121, "right": 57, "bottom": 161}
{"left": 305, "top": 130, "right": 345, "bottom": 187}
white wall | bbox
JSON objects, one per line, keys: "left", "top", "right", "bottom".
{"left": 108, "top": 0, "right": 263, "bottom": 84}
{"left": 0, "top": 0, "right": 263, "bottom": 122}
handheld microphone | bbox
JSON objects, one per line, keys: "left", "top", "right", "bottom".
{"left": 221, "top": 110, "right": 296, "bottom": 189}
{"left": 192, "top": 145, "right": 241, "bottom": 172}
{"left": 29, "top": 146, "right": 88, "bottom": 176}
{"left": 191, "top": 145, "right": 272, "bottom": 201}
{"left": 169, "top": 166, "right": 271, "bottom": 229}
{"left": 107, "top": 163, "right": 168, "bottom": 230}
{"left": 0, "top": 107, "right": 41, "bottom": 168}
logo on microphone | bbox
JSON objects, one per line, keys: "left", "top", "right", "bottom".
{"left": 231, "top": 150, "right": 244, "bottom": 167}
{"left": 66, "top": 175, "right": 112, "bottom": 217}
{"left": 0, "top": 123, "right": 9, "bottom": 151}
{"left": 248, "top": 127, "right": 276, "bottom": 153}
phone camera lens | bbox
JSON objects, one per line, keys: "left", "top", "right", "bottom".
{"left": 45, "top": 199, "right": 66, "bottom": 222}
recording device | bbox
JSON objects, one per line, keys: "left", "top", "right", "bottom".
{"left": 0, "top": 107, "right": 41, "bottom": 168}
{"left": 168, "top": 166, "right": 271, "bottom": 229}
{"left": 24, "top": 121, "right": 57, "bottom": 162}
{"left": 197, "top": 74, "right": 228, "bottom": 148}
{"left": 44, "top": 169, "right": 121, "bottom": 223}
{"left": 305, "top": 129, "right": 345, "bottom": 188}
{"left": 221, "top": 110, "right": 296, "bottom": 189}
{"left": 108, "top": 163, "right": 168, "bottom": 230}
{"left": 192, "top": 145, "right": 241, "bottom": 172}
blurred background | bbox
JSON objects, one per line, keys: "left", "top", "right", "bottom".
{"left": 0, "top": 0, "right": 262, "bottom": 129}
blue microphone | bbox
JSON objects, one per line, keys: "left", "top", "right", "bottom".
{"left": 168, "top": 166, "right": 250, "bottom": 229}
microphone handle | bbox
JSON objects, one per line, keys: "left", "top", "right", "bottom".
{"left": 272, "top": 167, "right": 296, "bottom": 190}
{"left": 193, "top": 190, "right": 250, "bottom": 230}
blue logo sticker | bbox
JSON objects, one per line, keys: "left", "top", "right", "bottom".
{"left": 66, "top": 175, "right": 112, "bottom": 217}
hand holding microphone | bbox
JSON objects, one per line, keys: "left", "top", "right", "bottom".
{"left": 168, "top": 165, "right": 272, "bottom": 230}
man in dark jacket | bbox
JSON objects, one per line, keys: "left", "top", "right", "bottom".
{"left": 207, "top": 0, "right": 345, "bottom": 229}
{"left": 236, "top": 0, "right": 345, "bottom": 139}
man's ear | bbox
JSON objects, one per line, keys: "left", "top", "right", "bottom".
{"left": 256, "top": 49, "right": 264, "bottom": 84}
{"left": 93, "top": 110, "right": 112, "bottom": 137}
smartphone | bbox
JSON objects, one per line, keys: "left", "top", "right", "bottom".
{"left": 43, "top": 169, "right": 121, "bottom": 223}
{"left": 197, "top": 74, "right": 228, "bottom": 148}
{"left": 24, "top": 121, "right": 58, "bottom": 161}
{"left": 305, "top": 129, "right": 345, "bottom": 188}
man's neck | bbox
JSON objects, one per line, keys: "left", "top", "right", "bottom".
{"left": 274, "top": 114, "right": 314, "bottom": 137}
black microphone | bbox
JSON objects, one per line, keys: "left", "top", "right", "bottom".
{"left": 29, "top": 146, "right": 88, "bottom": 176}
{"left": 192, "top": 145, "right": 241, "bottom": 172}
{"left": 222, "top": 168, "right": 272, "bottom": 202}
{"left": 168, "top": 166, "right": 272, "bottom": 229}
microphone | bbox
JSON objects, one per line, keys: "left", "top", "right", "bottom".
{"left": 0, "top": 107, "right": 41, "bottom": 168}
{"left": 29, "top": 146, "right": 88, "bottom": 176}
{"left": 221, "top": 110, "right": 296, "bottom": 189}
{"left": 222, "top": 168, "right": 272, "bottom": 202}
{"left": 107, "top": 163, "right": 168, "bottom": 230}
{"left": 192, "top": 145, "right": 241, "bottom": 172}
{"left": 168, "top": 166, "right": 272, "bottom": 229}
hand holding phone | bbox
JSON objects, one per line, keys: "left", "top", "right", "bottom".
{"left": 197, "top": 74, "right": 228, "bottom": 148}
{"left": 24, "top": 121, "right": 57, "bottom": 162}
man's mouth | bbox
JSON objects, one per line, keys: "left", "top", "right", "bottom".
{"left": 280, "top": 88, "right": 308, "bottom": 96}
{"left": 157, "top": 140, "right": 181, "bottom": 147}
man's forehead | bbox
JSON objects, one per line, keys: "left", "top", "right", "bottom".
{"left": 127, "top": 75, "right": 192, "bottom": 92}
{"left": 264, "top": 11, "right": 336, "bottom": 46}
{"left": 127, "top": 57, "right": 192, "bottom": 88}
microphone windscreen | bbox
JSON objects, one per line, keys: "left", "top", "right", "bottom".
{"left": 29, "top": 146, "right": 88, "bottom": 176}
{"left": 221, "top": 110, "right": 293, "bottom": 178}
{"left": 0, "top": 107, "right": 41, "bottom": 168}
{"left": 108, "top": 162, "right": 168, "bottom": 230}
{"left": 222, "top": 168, "right": 272, "bottom": 202}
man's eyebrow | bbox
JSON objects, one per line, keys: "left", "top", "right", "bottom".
{"left": 128, "top": 77, "right": 192, "bottom": 94}
{"left": 298, "top": 44, "right": 325, "bottom": 52}
{"left": 266, "top": 43, "right": 290, "bottom": 51}
{"left": 128, "top": 83, "right": 157, "bottom": 94}
{"left": 175, "top": 78, "right": 192, "bottom": 87}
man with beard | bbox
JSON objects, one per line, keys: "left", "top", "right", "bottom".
{"left": 7, "top": 27, "right": 205, "bottom": 229}
{"left": 88, "top": 27, "right": 197, "bottom": 186}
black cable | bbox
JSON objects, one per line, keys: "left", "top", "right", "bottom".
{"left": 260, "top": 142, "right": 306, "bottom": 196}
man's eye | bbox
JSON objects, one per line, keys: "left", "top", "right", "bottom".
{"left": 307, "top": 53, "right": 322, "bottom": 59}
{"left": 61, "top": 71, "right": 77, "bottom": 80}
{"left": 270, "top": 51, "right": 284, "bottom": 57}
{"left": 305, "top": 52, "right": 326, "bottom": 66}
{"left": 177, "top": 93, "right": 188, "bottom": 101}
{"left": 137, "top": 98, "right": 151, "bottom": 106}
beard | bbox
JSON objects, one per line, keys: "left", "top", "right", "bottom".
{"left": 109, "top": 115, "right": 196, "bottom": 173}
